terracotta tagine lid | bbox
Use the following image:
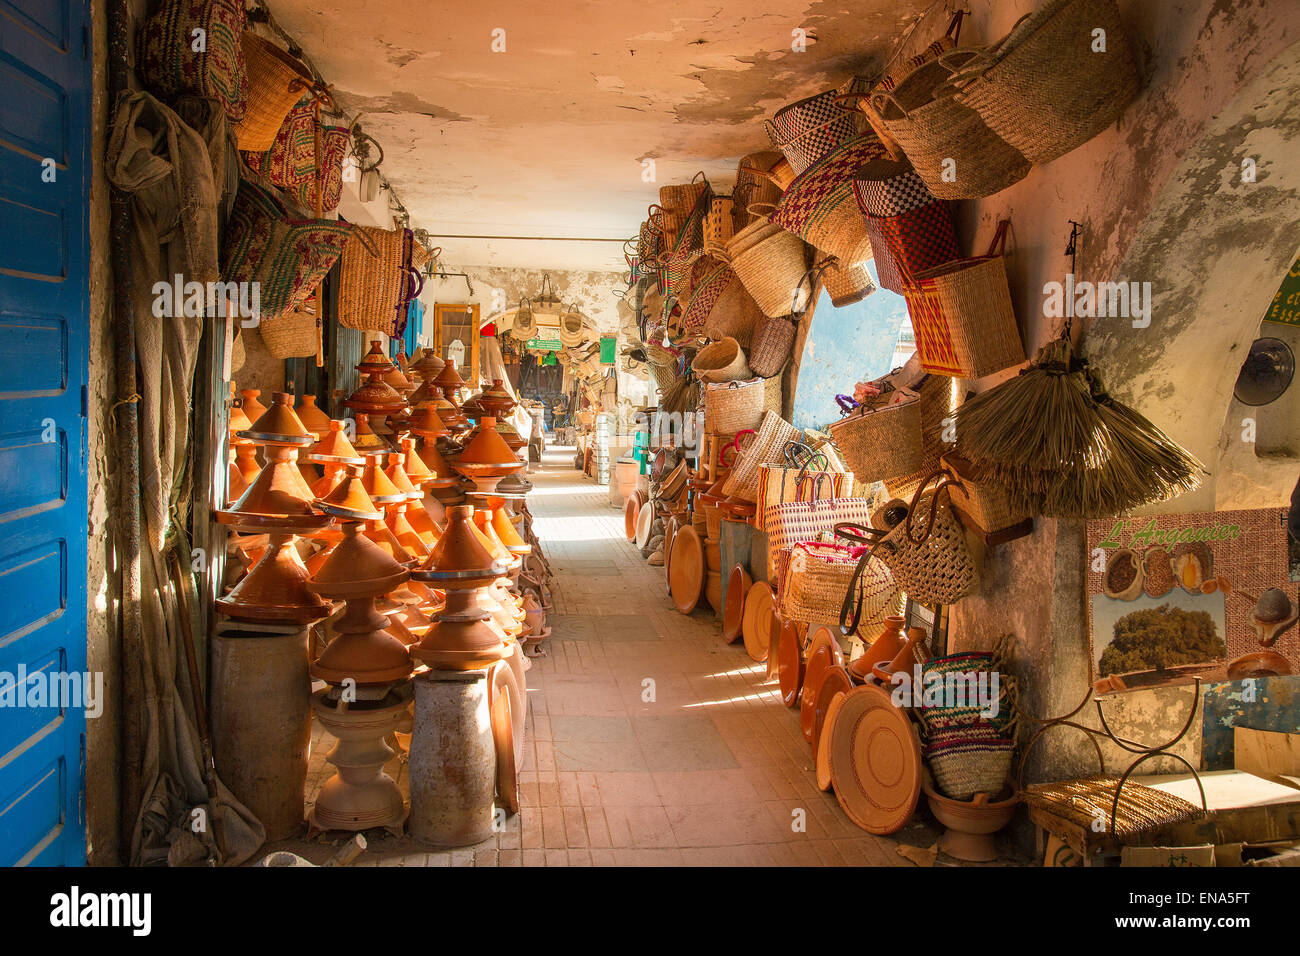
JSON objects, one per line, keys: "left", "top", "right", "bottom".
{"left": 308, "top": 420, "right": 364, "bottom": 465}
{"left": 298, "top": 459, "right": 322, "bottom": 485}
{"left": 432, "top": 358, "right": 469, "bottom": 395}
{"left": 308, "top": 521, "right": 410, "bottom": 599}
{"left": 216, "top": 532, "right": 331, "bottom": 622}
{"left": 494, "top": 472, "right": 533, "bottom": 498}
{"left": 849, "top": 615, "right": 907, "bottom": 682}
{"left": 487, "top": 499, "right": 530, "bottom": 555}
{"left": 403, "top": 499, "right": 444, "bottom": 547}
{"left": 295, "top": 394, "right": 332, "bottom": 438}
{"left": 395, "top": 344, "right": 412, "bottom": 374}
{"left": 310, "top": 464, "right": 346, "bottom": 500}
{"left": 351, "top": 414, "right": 393, "bottom": 455}
{"left": 384, "top": 363, "right": 415, "bottom": 395}
{"left": 409, "top": 347, "right": 445, "bottom": 380}
{"left": 386, "top": 506, "right": 431, "bottom": 560}
{"left": 472, "top": 509, "right": 520, "bottom": 570}
{"left": 409, "top": 401, "right": 451, "bottom": 441}
{"left": 479, "top": 379, "right": 516, "bottom": 417}
{"left": 412, "top": 504, "right": 507, "bottom": 586}
{"left": 360, "top": 455, "right": 408, "bottom": 505}
{"left": 364, "top": 517, "right": 417, "bottom": 567}
{"left": 400, "top": 437, "right": 436, "bottom": 486}
{"left": 417, "top": 440, "right": 463, "bottom": 489}
{"left": 229, "top": 403, "right": 253, "bottom": 440}
{"left": 383, "top": 452, "right": 423, "bottom": 500}
{"left": 313, "top": 464, "right": 384, "bottom": 522}
{"left": 218, "top": 445, "right": 331, "bottom": 531}
{"left": 238, "top": 391, "right": 315, "bottom": 446}
{"left": 454, "top": 417, "right": 525, "bottom": 493}
{"left": 239, "top": 388, "right": 267, "bottom": 423}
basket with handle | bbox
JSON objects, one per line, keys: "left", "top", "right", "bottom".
{"left": 904, "top": 219, "right": 1025, "bottom": 379}
{"left": 233, "top": 32, "right": 320, "bottom": 152}
{"left": 778, "top": 539, "right": 899, "bottom": 629}
{"left": 704, "top": 196, "right": 736, "bottom": 258}
{"left": 868, "top": 48, "right": 1030, "bottom": 200}
{"left": 768, "top": 136, "right": 885, "bottom": 265}
{"left": 721, "top": 412, "right": 803, "bottom": 503}
{"left": 948, "top": 0, "right": 1141, "bottom": 166}
{"left": 726, "top": 214, "right": 809, "bottom": 319}
{"left": 338, "top": 225, "right": 423, "bottom": 337}
{"left": 704, "top": 378, "right": 766, "bottom": 434}
{"left": 257, "top": 304, "right": 319, "bottom": 359}
{"left": 826, "top": 383, "right": 923, "bottom": 484}
{"left": 766, "top": 88, "right": 868, "bottom": 174}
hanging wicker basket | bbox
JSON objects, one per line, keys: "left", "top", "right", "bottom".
{"left": 704, "top": 379, "right": 766, "bottom": 434}
{"left": 233, "top": 32, "right": 317, "bottom": 152}
{"left": 257, "top": 306, "right": 319, "bottom": 359}
{"left": 827, "top": 387, "right": 923, "bottom": 484}
{"left": 727, "top": 220, "right": 808, "bottom": 319}
{"left": 692, "top": 337, "right": 751, "bottom": 383}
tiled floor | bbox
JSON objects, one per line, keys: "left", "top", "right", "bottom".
{"left": 267, "top": 444, "right": 979, "bottom": 866}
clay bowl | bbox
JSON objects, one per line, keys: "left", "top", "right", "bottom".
{"left": 921, "top": 778, "right": 1019, "bottom": 863}
{"left": 624, "top": 492, "right": 646, "bottom": 542}
{"left": 1226, "top": 651, "right": 1292, "bottom": 679}
{"left": 777, "top": 618, "right": 805, "bottom": 708}
{"left": 722, "top": 564, "right": 751, "bottom": 644}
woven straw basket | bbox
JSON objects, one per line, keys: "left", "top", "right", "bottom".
{"left": 780, "top": 543, "right": 898, "bottom": 629}
{"left": 234, "top": 32, "right": 315, "bottom": 152}
{"left": 701, "top": 272, "right": 765, "bottom": 349}
{"left": 722, "top": 412, "right": 803, "bottom": 503}
{"left": 704, "top": 379, "right": 766, "bottom": 434}
{"left": 950, "top": 0, "right": 1140, "bottom": 165}
{"left": 874, "top": 486, "right": 976, "bottom": 605}
{"left": 692, "top": 337, "right": 751, "bottom": 383}
{"left": 727, "top": 220, "right": 808, "bottom": 319}
{"left": 870, "top": 49, "right": 1030, "bottom": 200}
{"left": 905, "top": 220, "right": 1025, "bottom": 379}
{"left": 938, "top": 453, "right": 1028, "bottom": 535}
{"left": 883, "top": 371, "right": 956, "bottom": 503}
{"left": 258, "top": 306, "right": 318, "bottom": 359}
{"left": 704, "top": 197, "right": 735, "bottom": 257}
{"left": 765, "top": 88, "right": 867, "bottom": 174}
{"left": 828, "top": 389, "right": 923, "bottom": 484}
{"left": 926, "top": 724, "right": 1015, "bottom": 800}
{"left": 819, "top": 256, "right": 876, "bottom": 307}
{"left": 748, "top": 313, "right": 797, "bottom": 379}
{"left": 338, "top": 226, "right": 417, "bottom": 337}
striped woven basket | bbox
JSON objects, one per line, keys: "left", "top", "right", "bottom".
{"left": 766, "top": 88, "right": 868, "bottom": 174}
{"left": 925, "top": 724, "right": 1016, "bottom": 800}
{"left": 778, "top": 542, "right": 899, "bottom": 629}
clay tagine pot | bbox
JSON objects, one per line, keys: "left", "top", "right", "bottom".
{"left": 314, "top": 464, "right": 384, "bottom": 522}
{"left": 479, "top": 379, "right": 517, "bottom": 418}
{"left": 238, "top": 390, "right": 316, "bottom": 447}
{"left": 308, "top": 420, "right": 365, "bottom": 465}
{"left": 216, "top": 531, "right": 331, "bottom": 623}
{"left": 350, "top": 414, "right": 393, "bottom": 456}
{"left": 345, "top": 341, "right": 407, "bottom": 414}
{"left": 295, "top": 394, "right": 332, "bottom": 438}
{"left": 413, "top": 505, "right": 509, "bottom": 588}
{"left": 849, "top": 615, "right": 906, "bottom": 683}
{"left": 239, "top": 388, "right": 267, "bottom": 423}
{"left": 218, "top": 444, "right": 332, "bottom": 532}
{"left": 453, "top": 417, "right": 525, "bottom": 494}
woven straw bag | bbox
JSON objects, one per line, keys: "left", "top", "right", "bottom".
{"left": 937, "top": 453, "right": 1029, "bottom": 535}
{"left": 692, "top": 337, "right": 750, "bottom": 383}
{"left": 819, "top": 256, "right": 876, "bottom": 307}
{"left": 244, "top": 96, "right": 349, "bottom": 215}
{"left": 840, "top": 10, "right": 966, "bottom": 162}
{"left": 704, "top": 196, "right": 735, "bottom": 257}
{"left": 778, "top": 542, "right": 898, "bottom": 629}
{"left": 882, "top": 369, "right": 956, "bottom": 502}
{"left": 339, "top": 226, "right": 422, "bottom": 337}
{"left": 766, "top": 88, "right": 867, "bottom": 174}
{"left": 827, "top": 386, "right": 923, "bottom": 484}
{"left": 700, "top": 271, "right": 765, "bottom": 349}
{"left": 722, "top": 412, "right": 803, "bottom": 503}
{"left": 680, "top": 257, "right": 729, "bottom": 337}
{"left": 233, "top": 32, "right": 317, "bottom": 152}
{"left": 768, "top": 137, "right": 884, "bottom": 265}
{"left": 925, "top": 724, "right": 1015, "bottom": 800}
{"left": 863, "top": 216, "right": 906, "bottom": 295}
{"left": 659, "top": 174, "right": 711, "bottom": 229}
{"left": 257, "top": 305, "right": 319, "bottom": 359}
{"left": 761, "top": 373, "right": 784, "bottom": 418}
{"left": 704, "top": 379, "right": 765, "bottom": 434}
{"left": 949, "top": 0, "right": 1140, "bottom": 166}
{"left": 220, "top": 180, "right": 353, "bottom": 321}
{"left": 869, "top": 49, "right": 1030, "bottom": 200}
{"left": 727, "top": 220, "right": 808, "bottom": 319}
{"left": 905, "top": 220, "right": 1025, "bottom": 379}
{"left": 749, "top": 313, "right": 797, "bottom": 379}
{"left": 137, "top": 0, "right": 248, "bottom": 121}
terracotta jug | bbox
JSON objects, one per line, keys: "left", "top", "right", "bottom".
{"left": 848, "top": 614, "right": 906, "bottom": 682}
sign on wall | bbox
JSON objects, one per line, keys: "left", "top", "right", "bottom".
{"left": 1263, "top": 256, "right": 1300, "bottom": 327}
{"left": 1085, "top": 508, "right": 1298, "bottom": 693}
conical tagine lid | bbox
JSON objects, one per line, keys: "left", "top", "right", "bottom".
{"left": 238, "top": 391, "right": 315, "bottom": 445}
{"left": 308, "top": 521, "right": 409, "bottom": 598}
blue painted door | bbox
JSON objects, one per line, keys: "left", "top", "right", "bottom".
{"left": 0, "top": 0, "right": 91, "bottom": 865}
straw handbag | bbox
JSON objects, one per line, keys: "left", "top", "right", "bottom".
{"left": 905, "top": 220, "right": 1025, "bottom": 379}
{"left": 819, "top": 256, "right": 876, "bottom": 307}
{"left": 704, "top": 379, "right": 765, "bottom": 434}
{"left": 949, "top": 0, "right": 1140, "bottom": 166}
{"left": 853, "top": 162, "right": 958, "bottom": 284}
{"left": 882, "top": 369, "right": 956, "bottom": 503}
{"left": 868, "top": 49, "right": 1030, "bottom": 200}
{"left": 700, "top": 271, "right": 765, "bottom": 349}
{"left": 692, "top": 337, "right": 750, "bottom": 383}
{"left": 727, "top": 220, "right": 808, "bottom": 319}
{"left": 827, "top": 385, "right": 923, "bottom": 484}
{"left": 756, "top": 442, "right": 855, "bottom": 533}
{"left": 766, "top": 493, "right": 875, "bottom": 559}
{"left": 338, "top": 226, "right": 422, "bottom": 337}
{"left": 924, "top": 724, "right": 1016, "bottom": 800}
{"left": 934, "top": 453, "right": 1029, "bottom": 535}
{"left": 733, "top": 153, "right": 786, "bottom": 226}
{"left": 863, "top": 216, "right": 906, "bottom": 295}
{"left": 722, "top": 412, "right": 803, "bottom": 503}
{"left": 220, "top": 180, "right": 353, "bottom": 321}
{"left": 749, "top": 313, "right": 798, "bottom": 379}
{"left": 659, "top": 174, "right": 711, "bottom": 234}
{"left": 778, "top": 542, "right": 898, "bottom": 629}
{"left": 137, "top": 0, "right": 248, "bottom": 121}
{"left": 233, "top": 32, "right": 318, "bottom": 152}
{"left": 257, "top": 304, "right": 319, "bottom": 359}
{"left": 244, "top": 96, "right": 349, "bottom": 215}
{"left": 767, "top": 136, "right": 884, "bottom": 265}
{"left": 765, "top": 88, "right": 867, "bottom": 174}
{"left": 834, "top": 478, "right": 978, "bottom": 608}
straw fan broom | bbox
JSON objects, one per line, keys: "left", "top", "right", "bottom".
{"left": 952, "top": 223, "right": 1204, "bottom": 519}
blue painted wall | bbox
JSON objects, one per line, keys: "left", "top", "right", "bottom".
{"left": 790, "top": 261, "right": 911, "bottom": 432}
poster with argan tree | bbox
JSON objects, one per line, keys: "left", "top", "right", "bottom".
{"left": 1085, "top": 508, "right": 1297, "bottom": 693}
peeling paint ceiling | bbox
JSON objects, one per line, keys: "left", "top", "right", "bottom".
{"left": 265, "top": 0, "right": 930, "bottom": 269}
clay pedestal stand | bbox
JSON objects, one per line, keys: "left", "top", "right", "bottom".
{"left": 306, "top": 521, "right": 415, "bottom": 836}
{"left": 407, "top": 505, "right": 514, "bottom": 845}
{"left": 213, "top": 392, "right": 332, "bottom": 838}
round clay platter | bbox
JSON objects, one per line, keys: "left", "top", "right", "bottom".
{"left": 669, "top": 524, "right": 706, "bottom": 615}
{"left": 827, "top": 684, "right": 922, "bottom": 835}
{"left": 777, "top": 618, "right": 805, "bottom": 708}
{"left": 722, "top": 564, "right": 751, "bottom": 644}
{"left": 813, "top": 665, "right": 853, "bottom": 754}
{"left": 800, "top": 629, "right": 846, "bottom": 742}
{"left": 816, "top": 688, "right": 850, "bottom": 792}
{"left": 635, "top": 501, "right": 655, "bottom": 549}
{"left": 741, "top": 582, "right": 775, "bottom": 662}
{"left": 487, "top": 661, "right": 520, "bottom": 813}
{"left": 663, "top": 516, "right": 680, "bottom": 596}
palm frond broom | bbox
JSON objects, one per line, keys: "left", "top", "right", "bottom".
{"left": 953, "top": 223, "right": 1204, "bottom": 519}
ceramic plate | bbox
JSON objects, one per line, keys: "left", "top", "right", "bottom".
{"left": 799, "top": 629, "right": 846, "bottom": 742}
{"left": 623, "top": 494, "right": 641, "bottom": 541}
{"left": 663, "top": 516, "right": 680, "bottom": 596}
{"left": 778, "top": 618, "right": 805, "bottom": 708}
{"left": 487, "top": 661, "right": 520, "bottom": 813}
{"left": 816, "top": 688, "right": 850, "bottom": 792}
{"left": 635, "top": 501, "right": 655, "bottom": 549}
{"left": 828, "top": 684, "right": 922, "bottom": 835}
{"left": 813, "top": 665, "right": 853, "bottom": 754}
{"left": 722, "top": 564, "right": 751, "bottom": 643}
{"left": 669, "top": 524, "right": 706, "bottom": 615}
{"left": 741, "top": 582, "right": 775, "bottom": 663}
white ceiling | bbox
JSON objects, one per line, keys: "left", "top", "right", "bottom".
{"left": 267, "top": 0, "right": 930, "bottom": 270}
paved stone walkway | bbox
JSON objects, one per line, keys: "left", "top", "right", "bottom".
{"left": 269, "top": 444, "right": 954, "bottom": 866}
